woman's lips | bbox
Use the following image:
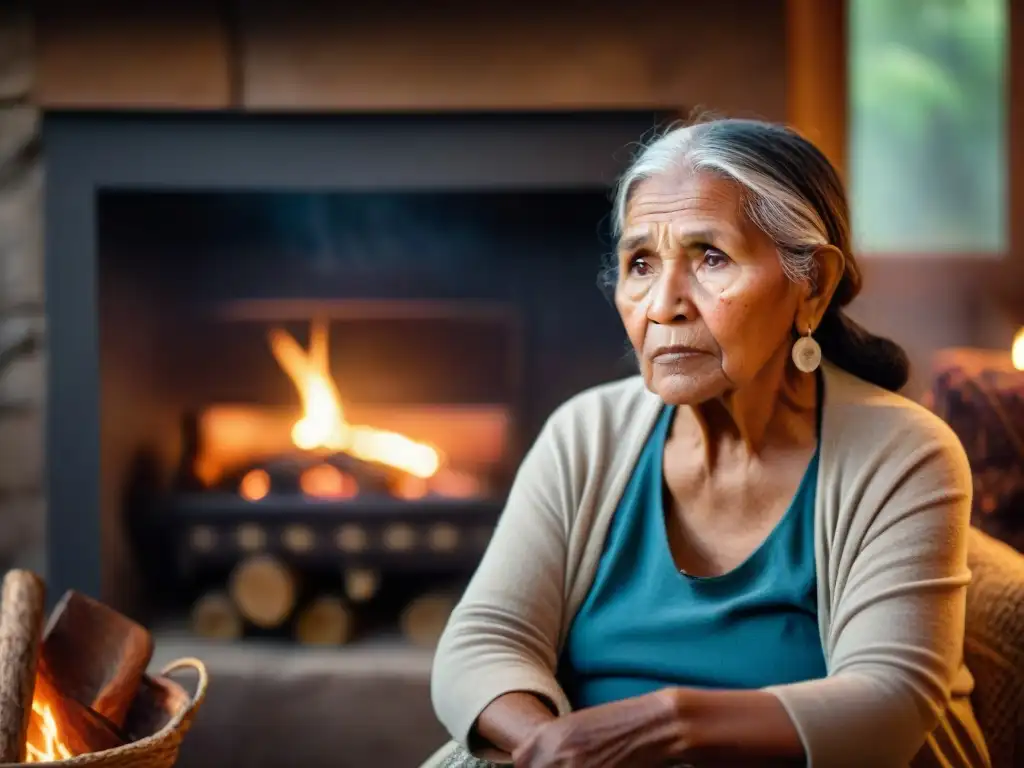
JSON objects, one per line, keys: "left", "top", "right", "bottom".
{"left": 650, "top": 345, "right": 703, "bottom": 364}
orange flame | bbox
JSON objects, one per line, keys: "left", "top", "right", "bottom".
{"left": 1012, "top": 327, "right": 1024, "bottom": 372}
{"left": 267, "top": 321, "right": 441, "bottom": 479}
{"left": 25, "top": 698, "right": 73, "bottom": 763}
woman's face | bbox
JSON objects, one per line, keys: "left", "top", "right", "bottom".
{"left": 615, "top": 170, "right": 809, "bottom": 405}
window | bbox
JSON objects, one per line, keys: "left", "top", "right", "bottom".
{"left": 849, "top": 0, "right": 1007, "bottom": 254}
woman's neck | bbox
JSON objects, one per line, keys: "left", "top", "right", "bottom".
{"left": 678, "top": 351, "right": 819, "bottom": 465}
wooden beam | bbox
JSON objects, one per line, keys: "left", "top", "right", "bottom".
{"left": 1010, "top": 0, "right": 1024, "bottom": 277}
{"left": 786, "top": 0, "right": 847, "bottom": 176}
{"left": 987, "top": 0, "right": 1024, "bottom": 319}
{"left": 35, "top": 1, "right": 233, "bottom": 110}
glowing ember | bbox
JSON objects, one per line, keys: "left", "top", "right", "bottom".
{"left": 394, "top": 475, "right": 429, "bottom": 501}
{"left": 268, "top": 321, "right": 441, "bottom": 479}
{"left": 25, "top": 698, "right": 73, "bottom": 763}
{"left": 299, "top": 464, "right": 359, "bottom": 499}
{"left": 239, "top": 468, "right": 271, "bottom": 501}
{"left": 1012, "top": 327, "right": 1024, "bottom": 372}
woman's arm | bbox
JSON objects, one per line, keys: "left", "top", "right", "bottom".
{"left": 758, "top": 414, "right": 974, "bottom": 766}
{"left": 475, "top": 693, "right": 559, "bottom": 756}
{"left": 431, "top": 405, "right": 582, "bottom": 761}
{"left": 507, "top": 686, "right": 805, "bottom": 767}
{"left": 665, "top": 687, "right": 805, "bottom": 766}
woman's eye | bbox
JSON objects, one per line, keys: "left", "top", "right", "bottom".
{"left": 628, "top": 257, "right": 653, "bottom": 277}
{"left": 702, "top": 248, "right": 729, "bottom": 268}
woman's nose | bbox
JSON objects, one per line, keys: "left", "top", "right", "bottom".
{"left": 646, "top": 263, "right": 695, "bottom": 324}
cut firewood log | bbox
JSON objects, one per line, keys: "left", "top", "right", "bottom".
{"left": 26, "top": 658, "right": 126, "bottom": 759}
{"left": 190, "top": 591, "right": 243, "bottom": 641}
{"left": 229, "top": 554, "right": 298, "bottom": 629}
{"left": 294, "top": 595, "right": 355, "bottom": 646}
{"left": 342, "top": 568, "right": 380, "bottom": 604}
{"left": 399, "top": 591, "right": 457, "bottom": 649}
{"left": 0, "top": 569, "right": 46, "bottom": 763}
{"left": 42, "top": 591, "right": 154, "bottom": 729}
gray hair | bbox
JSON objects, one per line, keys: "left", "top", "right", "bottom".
{"left": 605, "top": 118, "right": 911, "bottom": 392}
{"left": 612, "top": 120, "right": 831, "bottom": 285}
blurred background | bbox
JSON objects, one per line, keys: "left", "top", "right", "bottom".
{"left": 0, "top": 0, "right": 1020, "bottom": 765}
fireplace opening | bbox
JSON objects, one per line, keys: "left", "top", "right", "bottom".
{"left": 97, "top": 188, "right": 632, "bottom": 644}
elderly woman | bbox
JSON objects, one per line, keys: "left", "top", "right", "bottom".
{"left": 428, "top": 119, "right": 989, "bottom": 768}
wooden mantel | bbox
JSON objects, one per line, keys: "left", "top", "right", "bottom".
{"left": 35, "top": 0, "right": 792, "bottom": 119}
{"left": 39, "top": 0, "right": 1024, "bottom": 274}
{"left": 39, "top": 0, "right": 1024, "bottom": 256}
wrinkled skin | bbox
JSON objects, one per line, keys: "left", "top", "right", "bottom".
{"left": 614, "top": 170, "right": 838, "bottom": 406}
{"left": 512, "top": 691, "right": 683, "bottom": 768}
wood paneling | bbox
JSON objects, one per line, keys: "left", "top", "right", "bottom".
{"left": 35, "top": 1, "right": 232, "bottom": 110}
{"left": 238, "top": 0, "right": 786, "bottom": 118}
{"left": 785, "top": 0, "right": 847, "bottom": 176}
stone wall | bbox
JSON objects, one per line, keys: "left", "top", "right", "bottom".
{"left": 0, "top": 1, "right": 45, "bottom": 574}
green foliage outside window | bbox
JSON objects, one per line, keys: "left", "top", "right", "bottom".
{"left": 849, "top": 0, "right": 1006, "bottom": 253}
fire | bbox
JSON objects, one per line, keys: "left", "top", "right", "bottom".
{"left": 299, "top": 464, "right": 359, "bottom": 499}
{"left": 239, "top": 468, "right": 271, "bottom": 501}
{"left": 25, "top": 698, "right": 72, "bottom": 763}
{"left": 1012, "top": 327, "right": 1024, "bottom": 371}
{"left": 268, "top": 321, "right": 441, "bottom": 479}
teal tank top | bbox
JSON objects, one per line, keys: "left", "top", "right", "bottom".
{"left": 559, "top": 405, "right": 827, "bottom": 707}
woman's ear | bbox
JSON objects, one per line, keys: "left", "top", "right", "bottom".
{"left": 798, "top": 245, "right": 844, "bottom": 330}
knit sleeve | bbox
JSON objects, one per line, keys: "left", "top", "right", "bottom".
{"left": 765, "top": 411, "right": 974, "bottom": 768}
{"left": 430, "top": 403, "right": 583, "bottom": 763}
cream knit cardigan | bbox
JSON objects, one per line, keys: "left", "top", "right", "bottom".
{"left": 431, "top": 363, "right": 990, "bottom": 768}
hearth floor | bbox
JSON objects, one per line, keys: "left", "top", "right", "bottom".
{"left": 148, "top": 628, "right": 446, "bottom": 768}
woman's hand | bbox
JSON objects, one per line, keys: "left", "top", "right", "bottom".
{"left": 511, "top": 690, "right": 687, "bottom": 767}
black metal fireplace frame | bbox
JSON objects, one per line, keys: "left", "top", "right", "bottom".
{"left": 43, "top": 109, "right": 667, "bottom": 605}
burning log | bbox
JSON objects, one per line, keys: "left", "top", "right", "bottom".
{"left": 193, "top": 403, "right": 509, "bottom": 493}
{"left": 342, "top": 568, "right": 380, "bottom": 604}
{"left": 41, "top": 591, "right": 154, "bottom": 729}
{"left": 293, "top": 595, "right": 354, "bottom": 646}
{"left": 190, "top": 591, "right": 243, "bottom": 641}
{"left": 228, "top": 554, "right": 298, "bottom": 629}
{"left": 399, "top": 591, "right": 457, "bottom": 649}
{"left": 0, "top": 569, "right": 46, "bottom": 762}
{"left": 27, "top": 658, "right": 125, "bottom": 757}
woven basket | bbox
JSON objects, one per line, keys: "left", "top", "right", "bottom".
{"left": 2, "top": 657, "right": 207, "bottom": 768}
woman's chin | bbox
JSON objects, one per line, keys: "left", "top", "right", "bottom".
{"left": 647, "top": 369, "right": 725, "bottom": 406}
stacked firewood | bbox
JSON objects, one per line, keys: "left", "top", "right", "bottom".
{"left": 925, "top": 347, "right": 1024, "bottom": 552}
{"left": 191, "top": 554, "right": 458, "bottom": 648}
{"left": 0, "top": 570, "right": 155, "bottom": 762}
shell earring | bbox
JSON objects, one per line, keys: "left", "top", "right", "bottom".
{"left": 791, "top": 325, "right": 822, "bottom": 373}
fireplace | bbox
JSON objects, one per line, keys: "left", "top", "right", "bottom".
{"left": 45, "top": 111, "right": 664, "bottom": 638}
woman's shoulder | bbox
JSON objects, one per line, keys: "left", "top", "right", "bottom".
{"left": 550, "top": 375, "right": 654, "bottom": 421}
{"left": 822, "top": 363, "right": 971, "bottom": 485}
{"left": 531, "top": 375, "right": 663, "bottom": 472}
{"left": 542, "top": 376, "right": 660, "bottom": 442}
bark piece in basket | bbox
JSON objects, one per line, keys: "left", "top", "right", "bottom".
{"left": 0, "top": 570, "right": 46, "bottom": 763}
{"left": 42, "top": 591, "right": 154, "bottom": 729}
